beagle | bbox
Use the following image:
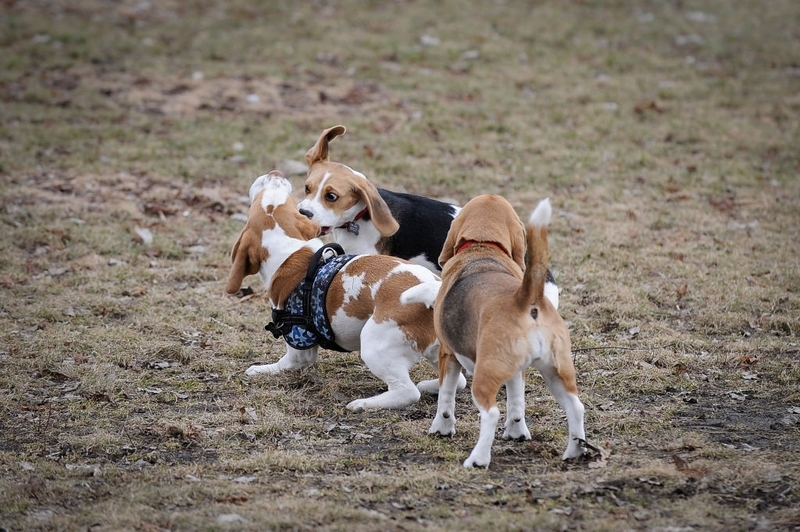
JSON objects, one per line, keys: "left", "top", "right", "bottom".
{"left": 226, "top": 171, "right": 465, "bottom": 411}
{"left": 418, "top": 194, "right": 586, "bottom": 468}
{"left": 298, "top": 125, "right": 560, "bottom": 307}
{"left": 297, "top": 125, "right": 459, "bottom": 274}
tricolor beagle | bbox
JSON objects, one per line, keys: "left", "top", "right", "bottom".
{"left": 298, "top": 125, "right": 560, "bottom": 307}
{"left": 297, "top": 125, "right": 459, "bottom": 274}
{"left": 226, "top": 171, "right": 465, "bottom": 411}
{"left": 412, "top": 194, "right": 586, "bottom": 467}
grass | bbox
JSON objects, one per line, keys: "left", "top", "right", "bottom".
{"left": 1, "top": 0, "right": 800, "bottom": 530}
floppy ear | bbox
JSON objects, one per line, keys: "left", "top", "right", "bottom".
{"left": 357, "top": 180, "right": 399, "bottom": 236}
{"left": 225, "top": 228, "right": 265, "bottom": 294}
{"left": 438, "top": 215, "right": 464, "bottom": 268}
{"left": 297, "top": 214, "right": 321, "bottom": 240}
{"left": 305, "top": 125, "right": 347, "bottom": 167}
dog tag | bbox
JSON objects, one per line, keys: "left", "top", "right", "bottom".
{"left": 345, "top": 222, "right": 360, "bottom": 235}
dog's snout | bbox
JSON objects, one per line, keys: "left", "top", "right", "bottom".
{"left": 299, "top": 208, "right": 314, "bottom": 219}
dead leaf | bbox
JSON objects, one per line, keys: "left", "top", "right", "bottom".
{"left": 634, "top": 101, "right": 665, "bottom": 114}
{"left": 672, "top": 454, "right": 709, "bottom": 476}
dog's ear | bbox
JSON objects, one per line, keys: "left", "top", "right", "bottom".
{"left": 438, "top": 214, "right": 464, "bottom": 267}
{"left": 357, "top": 180, "right": 399, "bottom": 236}
{"left": 225, "top": 228, "right": 265, "bottom": 294}
{"left": 296, "top": 212, "right": 322, "bottom": 240}
{"left": 305, "top": 125, "right": 347, "bottom": 168}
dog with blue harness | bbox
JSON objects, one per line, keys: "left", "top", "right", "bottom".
{"left": 225, "top": 171, "right": 466, "bottom": 411}
{"left": 265, "top": 243, "right": 353, "bottom": 353}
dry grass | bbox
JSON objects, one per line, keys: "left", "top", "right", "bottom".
{"left": 1, "top": 0, "right": 799, "bottom": 530}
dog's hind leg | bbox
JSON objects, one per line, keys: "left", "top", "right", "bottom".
{"left": 463, "top": 357, "right": 512, "bottom": 468}
{"left": 245, "top": 345, "right": 319, "bottom": 376}
{"left": 536, "top": 364, "right": 586, "bottom": 460}
{"left": 428, "top": 347, "right": 462, "bottom": 436}
{"left": 502, "top": 370, "right": 532, "bottom": 441}
{"left": 346, "top": 320, "right": 421, "bottom": 411}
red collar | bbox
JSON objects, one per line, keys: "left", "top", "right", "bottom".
{"left": 456, "top": 240, "right": 507, "bottom": 255}
{"left": 338, "top": 207, "right": 369, "bottom": 229}
{"left": 338, "top": 207, "right": 369, "bottom": 235}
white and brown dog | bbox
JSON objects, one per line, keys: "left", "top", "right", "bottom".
{"left": 408, "top": 194, "right": 585, "bottom": 468}
{"left": 225, "top": 171, "right": 465, "bottom": 410}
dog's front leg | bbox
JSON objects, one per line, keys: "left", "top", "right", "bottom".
{"left": 245, "top": 344, "right": 319, "bottom": 376}
{"left": 428, "top": 351, "right": 462, "bottom": 436}
{"left": 502, "top": 370, "right": 532, "bottom": 441}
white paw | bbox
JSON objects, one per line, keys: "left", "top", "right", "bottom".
{"left": 346, "top": 398, "right": 381, "bottom": 412}
{"left": 502, "top": 419, "right": 532, "bottom": 441}
{"left": 562, "top": 438, "right": 586, "bottom": 460}
{"left": 428, "top": 414, "right": 456, "bottom": 436}
{"left": 417, "top": 379, "right": 440, "bottom": 395}
{"left": 463, "top": 450, "right": 491, "bottom": 468}
{"left": 245, "top": 363, "right": 281, "bottom": 376}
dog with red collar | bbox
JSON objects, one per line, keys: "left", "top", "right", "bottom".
{"left": 298, "top": 125, "right": 560, "bottom": 307}
{"left": 226, "top": 171, "right": 466, "bottom": 410}
{"left": 409, "top": 194, "right": 586, "bottom": 468}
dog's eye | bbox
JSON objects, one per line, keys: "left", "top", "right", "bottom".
{"left": 304, "top": 185, "right": 311, "bottom": 195}
{"left": 530, "top": 307, "right": 538, "bottom": 320}
{"left": 324, "top": 192, "right": 339, "bottom": 202}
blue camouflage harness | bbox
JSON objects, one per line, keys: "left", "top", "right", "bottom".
{"left": 265, "top": 243, "right": 355, "bottom": 352}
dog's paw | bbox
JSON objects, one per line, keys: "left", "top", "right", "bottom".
{"left": 245, "top": 363, "right": 281, "bottom": 376}
{"left": 502, "top": 420, "right": 532, "bottom": 441}
{"left": 463, "top": 451, "right": 491, "bottom": 469}
{"left": 456, "top": 372, "right": 467, "bottom": 390}
{"left": 346, "top": 399, "right": 369, "bottom": 412}
{"left": 562, "top": 439, "right": 587, "bottom": 460}
{"left": 416, "top": 379, "right": 441, "bottom": 395}
{"left": 428, "top": 414, "right": 456, "bottom": 436}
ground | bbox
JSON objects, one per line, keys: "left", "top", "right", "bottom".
{"left": 1, "top": 1, "right": 799, "bottom": 530}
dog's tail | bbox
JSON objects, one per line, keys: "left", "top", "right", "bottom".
{"left": 515, "top": 198, "right": 551, "bottom": 311}
{"left": 400, "top": 280, "right": 442, "bottom": 309}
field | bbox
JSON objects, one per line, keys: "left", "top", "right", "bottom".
{"left": 1, "top": 1, "right": 799, "bottom": 530}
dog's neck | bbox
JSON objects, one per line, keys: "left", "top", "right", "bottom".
{"left": 262, "top": 237, "right": 325, "bottom": 308}
{"left": 456, "top": 240, "right": 507, "bottom": 256}
{"left": 337, "top": 206, "right": 369, "bottom": 235}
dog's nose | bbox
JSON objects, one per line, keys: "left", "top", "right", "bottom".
{"left": 299, "top": 208, "right": 313, "bottom": 219}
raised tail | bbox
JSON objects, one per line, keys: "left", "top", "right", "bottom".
{"left": 514, "top": 198, "right": 551, "bottom": 311}
{"left": 400, "top": 280, "right": 442, "bottom": 309}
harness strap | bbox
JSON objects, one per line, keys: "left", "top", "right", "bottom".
{"left": 265, "top": 243, "right": 352, "bottom": 352}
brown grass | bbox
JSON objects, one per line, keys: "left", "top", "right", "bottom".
{"left": 1, "top": 0, "right": 799, "bottom": 530}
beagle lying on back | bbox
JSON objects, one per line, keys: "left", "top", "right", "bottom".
{"left": 414, "top": 194, "right": 586, "bottom": 468}
{"left": 298, "top": 125, "right": 560, "bottom": 307}
{"left": 226, "top": 171, "right": 465, "bottom": 411}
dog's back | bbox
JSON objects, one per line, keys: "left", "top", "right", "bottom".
{"left": 378, "top": 189, "right": 460, "bottom": 270}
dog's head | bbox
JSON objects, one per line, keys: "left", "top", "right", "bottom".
{"left": 298, "top": 125, "right": 399, "bottom": 237}
{"left": 438, "top": 194, "right": 526, "bottom": 271}
{"left": 225, "top": 171, "right": 320, "bottom": 294}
